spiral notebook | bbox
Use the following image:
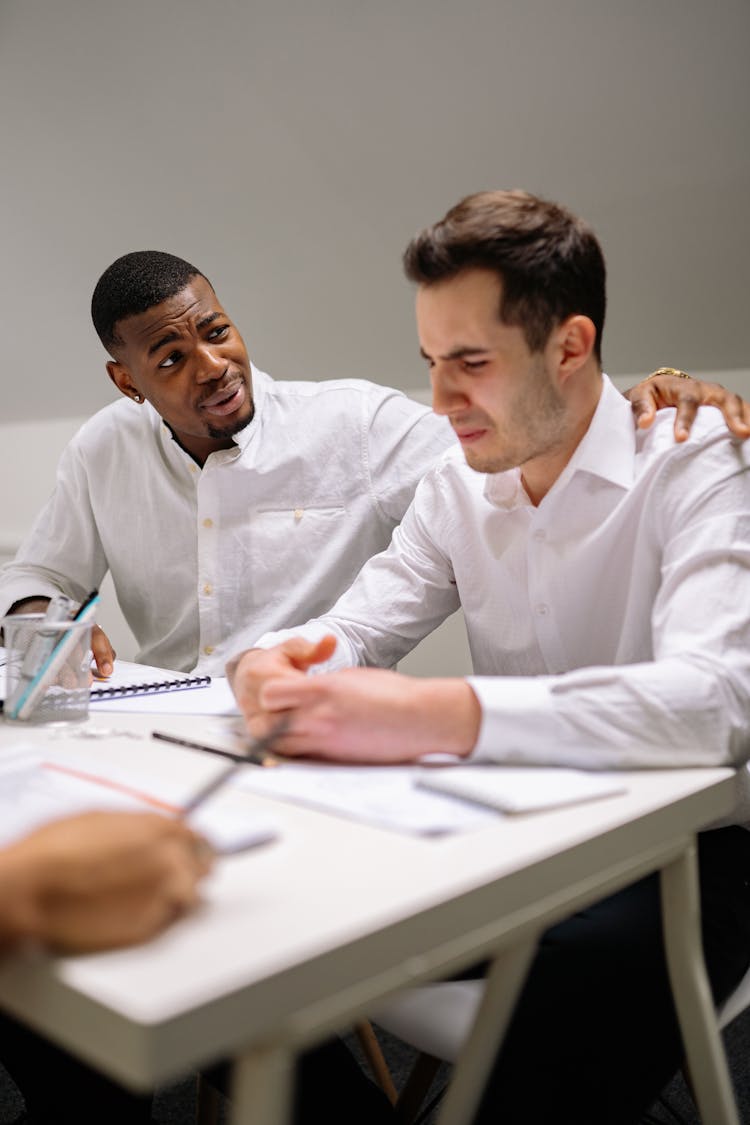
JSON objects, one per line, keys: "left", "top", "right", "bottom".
{"left": 90, "top": 659, "right": 210, "bottom": 700}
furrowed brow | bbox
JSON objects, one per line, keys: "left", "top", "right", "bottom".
{"left": 148, "top": 332, "right": 179, "bottom": 357}
{"left": 420, "top": 345, "right": 489, "bottom": 361}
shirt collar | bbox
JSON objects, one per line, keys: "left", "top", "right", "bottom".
{"left": 563, "top": 374, "right": 636, "bottom": 491}
{"left": 483, "top": 375, "right": 636, "bottom": 511}
{"left": 227, "top": 363, "right": 267, "bottom": 454}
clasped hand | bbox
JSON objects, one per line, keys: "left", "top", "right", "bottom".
{"left": 229, "top": 635, "right": 481, "bottom": 763}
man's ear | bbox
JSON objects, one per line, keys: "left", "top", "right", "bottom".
{"left": 554, "top": 315, "right": 597, "bottom": 384}
{"left": 107, "top": 360, "right": 142, "bottom": 403}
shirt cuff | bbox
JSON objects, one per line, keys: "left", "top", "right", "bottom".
{"left": 0, "top": 580, "right": 63, "bottom": 620}
{"left": 467, "top": 675, "right": 558, "bottom": 763}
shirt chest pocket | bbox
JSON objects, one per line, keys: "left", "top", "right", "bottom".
{"left": 248, "top": 505, "right": 348, "bottom": 563}
{"left": 237, "top": 505, "right": 348, "bottom": 607}
{"left": 254, "top": 504, "right": 346, "bottom": 527}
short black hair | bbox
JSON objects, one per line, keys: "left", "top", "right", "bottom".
{"left": 91, "top": 250, "right": 210, "bottom": 353}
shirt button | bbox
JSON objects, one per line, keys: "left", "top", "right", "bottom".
{"left": 203, "top": 583, "right": 213, "bottom": 596}
{"left": 203, "top": 644, "right": 215, "bottom": 656}
{"left": 202, "top": 518, "right": 213, "bottom": 529}
{"left": 532, "top": 528, "right": 546, "bottom": 541}
{"left": 535, "top": 603, "right": 549, "bottom": 616}
{"left": 294, "top": 508, "right": 304, "bottom": 521}
{"left": 189, "top": 464, "right": 198, "bottom": 474}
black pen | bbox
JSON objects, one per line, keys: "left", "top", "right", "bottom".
{"left": 73, "top": 588, "right": 100, "bottom": 620}
{"left": 152, "top": 730, "right": 281, "bottom": 768}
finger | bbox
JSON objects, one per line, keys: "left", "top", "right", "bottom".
{"left": 672, "top": 391, "right": 700, "bottom": 442}
{"left": 245, "top": 716, "right": 323, "bottom": 758}
{"left": 91, "top": 625, "right": 115, "bottom": 677}
{"left": 715, "top": 393, "right": 750, "bottom": 439}
{"left": 260, "top": 676, "right": 324, "bottom": 710}
{"left": 284, "top": 634, "right": 338, "bottom": 671}
{"left": 628, "top": 391, "right": 658, "bottom": 430}
{"left": 185, "top": 832, "right": 216, "bottom": 876}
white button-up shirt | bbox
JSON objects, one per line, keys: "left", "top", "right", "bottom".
{"left": 256, "top": 376, "right": 750, "bottom": 776}
{"left": 0, "top": 368, "right": 452, "bottom": 673}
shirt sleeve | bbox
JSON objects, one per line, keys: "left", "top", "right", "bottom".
{"left": 252, "top": 469, "right": 462, "bottom": 669}
{"left": 470, "top": 438, "right": 750, "bottom": 770}
{"left": 364, "top": 389, "right": 455, "bottom": 522}
{"left": 0, "top": 438, "right": 108, "bottom": 616}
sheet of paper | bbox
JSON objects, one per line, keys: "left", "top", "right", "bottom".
{"left": 236, "top": 761, "right": 496, "bottom": 835}
{"left": 416, "top": 765, "right": 627, "bottom": 813}
{"left": 0, "top": 743, "right": 277, "bottom": 854}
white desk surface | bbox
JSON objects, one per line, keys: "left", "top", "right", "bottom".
{"left": 0, "top": 710, "right": 740, "bottom": 1097}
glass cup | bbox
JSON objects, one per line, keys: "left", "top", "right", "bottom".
{"left": 2, "top": 614, "right": 93, "bottom": 724}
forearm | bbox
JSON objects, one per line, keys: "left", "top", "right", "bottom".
{"left": 0, "top": 448, "right": 108, "bottom": 620}
{"left": 470, "top": 653, "right": 750, "bottom": 769}
{"left": 0, "top": 570, "right": 70, "bottom": 620}
{"left": 250, "top": 527, "right": 460, "bottom": 671}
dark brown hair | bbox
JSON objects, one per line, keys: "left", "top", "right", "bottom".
{"left": 403, "top": 190, "right": 606, "bottom": 361}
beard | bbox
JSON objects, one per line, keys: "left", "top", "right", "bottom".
{"left": 462, "top": 357, "right": 567, "bottom": 476}
{"left": 205, "top": 404, "right": 255, "bottom": 442}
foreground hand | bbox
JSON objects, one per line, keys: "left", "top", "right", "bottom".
{"left": 1, "top": 812, "right": 213, "bottom": 953}
{"left": 242, "top": 660, "right": 482, "bottom": 763}
{"left": 625, "top": 368, "right": 750, "bottom": 442}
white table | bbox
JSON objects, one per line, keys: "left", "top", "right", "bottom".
{"left": 0, "top": 710, "right": 742, "bottom": 1125}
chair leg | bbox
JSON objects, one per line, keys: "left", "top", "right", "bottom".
{"left": 355, "top": 1019, "right": 399, "bottom": 1105}
{"left": 395, "top": 1051, "right": 443, "bottom": 1124}
{"left": 195, "top": 1071, "right": 223, "bottom": 1125}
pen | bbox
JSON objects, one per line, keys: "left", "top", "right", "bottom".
{"left": 151, "top": 731, "right": 281, "bottom": 768}
{"left": 73, "top": 589, "right": 100, "bottom": 621}
{"left": 177, "top": 721, "right": 289, "bottom": 816}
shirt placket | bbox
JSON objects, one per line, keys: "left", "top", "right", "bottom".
{"left": 526, "top": 516, "right": 568, "bottom": 674}
{"left": 195, "top": 462, "right": 221, "bottom": 662}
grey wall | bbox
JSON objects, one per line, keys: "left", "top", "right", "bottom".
{"left": 2, "top": 0, "right": 748, "bottom": 425}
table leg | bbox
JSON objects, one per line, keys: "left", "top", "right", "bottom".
{"left": 436, "top": 937, "right": 538, "bottom": 1125}
{"left": 660, "top": 840, "right": 740, "bottom": 1125}
{"left": 230, "top": 1041, "right": 295, "bottom": 1125}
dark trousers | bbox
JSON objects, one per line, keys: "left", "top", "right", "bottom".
{"left": 1, "top": 827, "right": 748, "bottom": 1124}
{"left": 0, "top": 1015, "right": 391, "bottom": 1124}
{"left": 469, "top": 825, "right": 750, "bottom": 1125}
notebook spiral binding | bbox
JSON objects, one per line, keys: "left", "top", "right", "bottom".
{"left": 90, "top": 675, "right": 211, "bottom": 699}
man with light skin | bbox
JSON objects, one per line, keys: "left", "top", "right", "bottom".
{"left": 229, "top": 191, "right": 750, "bottom": 1123}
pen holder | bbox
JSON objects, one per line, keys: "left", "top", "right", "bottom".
{"left": 2, "top": 614, "right": 93, "bottom": 724}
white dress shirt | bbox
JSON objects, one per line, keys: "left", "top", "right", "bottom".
{"left": 0, "top": 368, "right": 452, "bottom": 673}
{"left": 255, "top": 376, "right": 750, "bottom": 777}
